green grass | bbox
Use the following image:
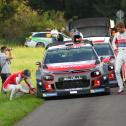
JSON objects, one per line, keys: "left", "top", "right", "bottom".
{"left": 0, "top": 47, "right": 46, "bottom": 126}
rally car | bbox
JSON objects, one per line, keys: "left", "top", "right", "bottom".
{"left": 24, "top": 31, "right": 72, "bottom": 48}
{"left": 36, "top": 42, "right": 110, "bottom": 98}
{"left": 83, "top": 37, "right": 117, "bottom": 87}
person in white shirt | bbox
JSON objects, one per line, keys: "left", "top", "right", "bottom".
{"left": 112, "top": 22, "right": 126, "bottom": 93}
{"left": 51, "top": 28, "right": 59, "bottom": 42}
{"left": 0, "top": 46, "right": 12, "bottom": 93}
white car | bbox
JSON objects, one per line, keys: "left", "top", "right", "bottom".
{"left": 24, "top": 31, "right": 72, "bottom": 48}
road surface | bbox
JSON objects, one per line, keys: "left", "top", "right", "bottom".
{"left": 15, "top": 88, "right": 126, "bottom": 126}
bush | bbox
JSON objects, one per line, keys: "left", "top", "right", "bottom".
{"left": 0, "top": 1, "right": 67, "bottom": 45}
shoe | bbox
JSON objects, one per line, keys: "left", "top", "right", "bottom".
{"left": 118, "top": 88, "right": 124, "bottom": 94}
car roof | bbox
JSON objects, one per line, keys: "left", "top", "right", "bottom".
{"left": 83, "top": 37, "right": 110, "bottom": 44}
{"left": 31, "top": 31, "right": 65, "bottom": 35}
{"left": 32, "top": 32, "right": 50, "bottom": 34}
{"left": 92, "top": 41, "right": 111, "bottom": 44}
{"left": 47, "top": 41, "right": 92, "bottom": 50}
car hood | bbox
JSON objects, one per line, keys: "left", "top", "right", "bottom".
{"left": 83, "top": 37, "right": 110, "bottom": 43}
{"left": 43, "top": 60, "right": 97, "bottom": 72}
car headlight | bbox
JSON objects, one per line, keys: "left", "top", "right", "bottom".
{"left": 38, "top": 82, "right": 42, "bottom": 86}
{"left": 108, "top": 65, "right": 114, "bottom": 71}
{"left": 91, "top": 70, "right": 101, "bottom": 77}
{"left": 43, "top": 75, "right": 54, "bottom": 81}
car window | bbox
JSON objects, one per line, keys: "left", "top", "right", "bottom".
{"left": 32, "top": 33, "right": 51, "bottom": 38}
{"left": 44, "top": 46, "right": 98, "bottom": 64}
{"left": 62, "top": 33, "right": 70, "bottom": 38}
{"left": 93, "top": 43, "right": 114, "bottom": 56}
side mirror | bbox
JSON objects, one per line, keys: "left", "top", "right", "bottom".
{"left": 101, "top": 57, "right": 111, "bottom": 63}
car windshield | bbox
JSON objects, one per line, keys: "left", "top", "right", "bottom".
{"left": 78, "top": 26, "right": 109, "bottom": 38}
{"left": 32, "top": 33, "right": 51, "bottom": 38}
{"left": 93, "top": 43, "right": 114, "bottom": 56}
{"left": 44, "top": 46, "right": 98, "bottom": 64}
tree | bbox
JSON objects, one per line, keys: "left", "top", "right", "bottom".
{"left": 93, "top": 0, "right": 118, "bottom": 18}
{"left": 0, "top": 0, "right": 22, "bottom": 21}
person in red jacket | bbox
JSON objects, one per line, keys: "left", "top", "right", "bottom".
{"left": 3, "top": 69, "right": 36, "bottom": 100}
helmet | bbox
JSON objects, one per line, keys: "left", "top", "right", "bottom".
{"left": 23, "top": 69, "right": 31, "bottom": 77}
{"left": 73, "top": 33, "right": 82, "bottom": 43}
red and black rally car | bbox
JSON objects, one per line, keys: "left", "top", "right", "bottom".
{"left": 91, "top": 40, "right": 117, "bottom": 87}
{"left": 36, "top": 42, "right": 110, "bottom": 98}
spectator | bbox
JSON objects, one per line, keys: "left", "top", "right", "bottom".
{"left": 112, "top": 22, "right": 126, "bottom": 93}
{"left": 0, "top": 46, "right": 12, "bottom": 92}
{"left": 69, "top": 29, "right": 76, "bottom": 38}
{"left": 2, "top": 69, "right": 36, "bottom": 100}
{"left": 51, "top": 27, "right": 59, "bottom": 42}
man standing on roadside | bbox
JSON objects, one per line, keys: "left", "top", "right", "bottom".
{"left": 0, "top": 46, "right": 12, "bottom": 92}
{"left": 51, "top": 27, "right": 59, "bottom": 42}
{"left": 112, "top": 22, "right": 126, "bottom": 93}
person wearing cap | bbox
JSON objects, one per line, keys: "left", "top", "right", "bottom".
{"left": 0, "top": 46, "right": 12, "bottom": 92}
{"left": 2, "top": 69, "right": 36, "bottom": 100}
{"left": 112, "top": 22, "right": 126, "bottom": 93}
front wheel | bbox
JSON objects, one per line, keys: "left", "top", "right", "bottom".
{"left": 37, "top": 85, "right": 42, "bottom": 98}
{"left": 104, "top": 87, "right": 111, "bottom": 95}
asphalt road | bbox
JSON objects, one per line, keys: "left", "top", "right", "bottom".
{"left": 15, "top": 88, "right": 126, "bottom": 126}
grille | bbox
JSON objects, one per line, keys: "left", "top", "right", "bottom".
{"left": 55, "top": 80, "right": 90, "bottom": 89}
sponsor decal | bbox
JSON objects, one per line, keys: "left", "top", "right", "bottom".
{"left": 90, "top": 90, "right": 95, "bottom": 93}
{"left": 59, "top": 76, "right": 87, "bottom": 81}
{"left": 65, "top": 88, "right": 82, "bottom": 91}
{"left": 63, "top": 76, "right": 83, "bottom": 81}
{"left": 70, "top": 91, "right": 77, "bottom": 94}
{"left": 90, "top": 88, "right": 105, "bottom": 93}
{"left": 59, "top": 75, "right": 87, "bottom": 81}
{"left": 43, "top": 92, "right": 57, "bottom": 97}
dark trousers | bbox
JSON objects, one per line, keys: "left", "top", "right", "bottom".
{"left": 1, "top": 73, "right": 11, "bottom": 92}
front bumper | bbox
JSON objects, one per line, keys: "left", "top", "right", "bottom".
{"left": 109, "top": 80, "right": 118, "bottom": 87}
{"left": 41, "top": 87, "right": 108, "bottom": 97}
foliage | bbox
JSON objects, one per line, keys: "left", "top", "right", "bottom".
{"left": 93, "top": 0, "right": 118, "bottom": 18}
{"left": 0, "top": 94, "right": 43, "bottom": 126}
{"left": 0, "top": 0, "right": 18, "bottom": 21}
{"left": 29, "top": 0, "right": 126, "bottom": 20}
{"left": 0, "top": 0, "right": 126, "bottom": 42}
{"left": 0, "top": 0, "right": 66, "bottom": 43}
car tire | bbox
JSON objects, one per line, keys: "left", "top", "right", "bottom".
{"left": 37, "top": 85, "right": 42, "bottom": 98}
{"left": 36, "top": 42, "right": 45, "bottom": 47}
{"left": 105, "top": 87, "right": 110, "bottom": 95}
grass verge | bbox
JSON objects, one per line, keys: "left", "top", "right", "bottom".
{"left": 0, "top": 47, "right": 45, "bottom": 126}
